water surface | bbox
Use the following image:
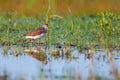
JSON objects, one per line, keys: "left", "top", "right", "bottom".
{"left": 0, "top": 46, "right": 120, "bottom": 80}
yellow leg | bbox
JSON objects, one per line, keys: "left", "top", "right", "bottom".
{"left": 30, "top": 39, "right": 34, "bottom": 49}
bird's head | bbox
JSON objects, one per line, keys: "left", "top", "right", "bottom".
{"left": 42, "top": 24, "right": 49, "bottom": 30}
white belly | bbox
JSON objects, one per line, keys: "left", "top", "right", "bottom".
{"left": 25, "top": 33, "right": 45, "bottom": 39}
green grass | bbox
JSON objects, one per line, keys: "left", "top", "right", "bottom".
{"left": 0, "top": 12, "right": 120, "bottom": 50}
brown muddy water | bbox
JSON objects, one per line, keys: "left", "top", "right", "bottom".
{"left": 0, "top": 45, "right": 120, "bottom": 80}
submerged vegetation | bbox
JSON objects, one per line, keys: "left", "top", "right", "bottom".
{"left": 0, "top": 12, "right": 120, "bottom": 50}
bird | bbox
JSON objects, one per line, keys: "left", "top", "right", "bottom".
{"left": 24, "top": 24, "right": 49, "bottom": 64}
{"left": 24, "top": 24, "right": 49, "bottom": 40}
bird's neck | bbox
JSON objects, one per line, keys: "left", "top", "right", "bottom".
{"left": 43, "top": 26, "right": 48, "bottom": 30}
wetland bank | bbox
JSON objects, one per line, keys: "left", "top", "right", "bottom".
{"left": 0, "top": 12, "right": 120, "bottom": 80}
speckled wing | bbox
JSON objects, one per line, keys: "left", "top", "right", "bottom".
{"left": 25, "top": 27, "right": 46, "bottom": 36}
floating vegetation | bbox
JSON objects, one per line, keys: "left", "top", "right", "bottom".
{"left": 0, "top": 45, "right": 120, "bottom": 80}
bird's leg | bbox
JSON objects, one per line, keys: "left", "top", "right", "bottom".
{"left": 45, "top": 36, "right": 47, "bottom": 46}
{"left": 34, "top": 39, "right": 39, "bottom": 47}
{"left": 30, "top": 39, "right": 32, "bottom": 49}
{"left": 30, "top": 39, "right": 34, "bottom": 49}
{"left": 25, "top": 39, "right": 29, "bottom": 49}
{"left": 45, "top": 36, "right": 47, "bottom": 51}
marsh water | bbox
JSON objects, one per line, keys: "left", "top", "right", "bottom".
{"left": 0, "top": 45, "right": 120, "bottom": 80}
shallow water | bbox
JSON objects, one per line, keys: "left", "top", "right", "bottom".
{"left": 0, "top": 46, "right": 120, "bottom": 80}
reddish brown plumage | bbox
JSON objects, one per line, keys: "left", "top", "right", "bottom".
{"left": 24, "top": 27, "right": 47, "bottom": 36}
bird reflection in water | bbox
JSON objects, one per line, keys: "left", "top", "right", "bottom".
{"left": 24, "top": 48, "right": 47, "bottom": 64}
